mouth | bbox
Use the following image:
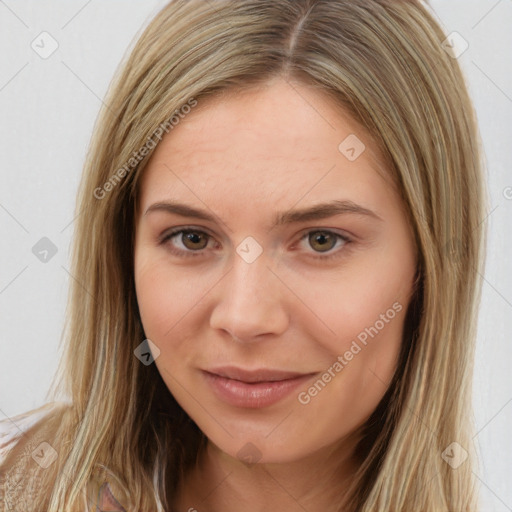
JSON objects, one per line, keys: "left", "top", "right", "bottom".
{"left": 201, "top": 366, "right": 318, "bottom": 408}
{"left": 206, "top": 366, "right": 315, "bottom": 383}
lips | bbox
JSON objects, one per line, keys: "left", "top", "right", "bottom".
{"left": 205, "top": 366, "right": 313, "bottom": 383}
{"left": 201, "top": 366, "right": 318, "bottom": 408}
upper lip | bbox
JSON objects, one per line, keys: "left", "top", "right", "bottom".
{"left": 204, "top": 366, "right": 316, "bottom": 383}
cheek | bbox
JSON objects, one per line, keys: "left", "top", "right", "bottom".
{"left": 340, "top": 301, "right": 405, "bottom": 390}
{"left": 295, "top": 299, "right": 406, "bottom": 441}
{"left": 311, "top": 282, "right": 406, "bottom": 380}
{"left": 296, "top": 256, "right": 411, "bottom": 418}
{"left": 134, "top": 251, "right": 206, "bottom": 341}
{"left": 134, "top": 260, "right": 172, "bottom": 336}
{"left": 298, "top": 258, "right": 411, "bottom": 358}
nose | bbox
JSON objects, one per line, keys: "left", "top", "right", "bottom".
{"left": 209, "top": 251, "right": 289, "bottom": 343}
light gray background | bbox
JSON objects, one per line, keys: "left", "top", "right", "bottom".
{"left": 0, "top": 1, "right": 511, "bottom": 510}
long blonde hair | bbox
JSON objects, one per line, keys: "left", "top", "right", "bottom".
{"left": 0, "top": 0, "right": 487, "bottom": 510}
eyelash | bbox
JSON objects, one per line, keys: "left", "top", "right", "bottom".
{"left": 159, "top": 226, "right": 352, "bottom": 261}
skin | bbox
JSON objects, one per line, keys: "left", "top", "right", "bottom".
{"left": 134, "top": 77, "right": 417, "bottom": 512}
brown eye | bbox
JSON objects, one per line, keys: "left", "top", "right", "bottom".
{"left": 297, "top": 229, "right": 351, "bottom": 261}
{"left": 179, "top": 230, "right": 209, "bottom": 250}
{"left": 160, "top": 228, "right": 213, "bottom": 257}
{"left": 308, "top": 231, "right": 338, "bottom": 253}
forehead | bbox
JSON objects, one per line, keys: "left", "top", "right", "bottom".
{"left": 137, "top": 80, "right": 396, "bottom": 220}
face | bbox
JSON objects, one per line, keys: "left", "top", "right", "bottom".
{"left": 134, "top": 78, "right": 417, "bottom": 465}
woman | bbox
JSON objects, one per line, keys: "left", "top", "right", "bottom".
{"left": 0, "top": 0, "right": 487, "bottom": 510}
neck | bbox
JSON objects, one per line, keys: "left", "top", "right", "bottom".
{"left": 172, "top": 435, "right": 360, "bottom": 512}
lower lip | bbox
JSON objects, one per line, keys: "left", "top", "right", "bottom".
{"left": 202, "top": 371, "right": 316, "bottom": 408}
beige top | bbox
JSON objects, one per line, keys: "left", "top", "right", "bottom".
{"left": 0, "top": 403, "right": 127, "bottom": 511}
{"left": 0, "top": 405, "right": 51, "bottom": 465}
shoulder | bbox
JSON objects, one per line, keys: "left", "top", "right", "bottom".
{"left": 0, "top": 401, "right": 69, "bottom": 467}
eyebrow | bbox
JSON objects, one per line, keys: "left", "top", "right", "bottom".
{"left": 144, "top": 199, "right": 383, "bottom": 227}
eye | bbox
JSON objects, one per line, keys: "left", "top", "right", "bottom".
{"left": 159, "top": 227, "right": 352, "bottom": 260}
{"left": 160, "top": 228, "right": 214, "bottom": 257}
{"left": 296, "top": 229, "right": 351, "bottom": 261}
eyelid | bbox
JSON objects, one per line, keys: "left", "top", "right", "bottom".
{"left": 295, "top": 226, "right": 353, "bottom": 240}
{"left": 159, "top": 225, "right": 353, "bottom": 242}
